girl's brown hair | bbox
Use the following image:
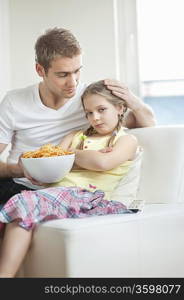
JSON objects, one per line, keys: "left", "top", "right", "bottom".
{"left": 77, "top": 80, "right": 127, "bottom": 149}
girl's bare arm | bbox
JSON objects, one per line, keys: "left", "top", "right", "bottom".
{"left": 74, "top": 134, "right": 138, "bottom": 171}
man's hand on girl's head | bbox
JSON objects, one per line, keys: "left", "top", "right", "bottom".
{"left": 104, "top": 79, "right": 142, "bottom": 111}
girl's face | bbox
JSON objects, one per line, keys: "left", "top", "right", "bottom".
{"left": 83, "top": 94, "right": 124, "bottom": 135}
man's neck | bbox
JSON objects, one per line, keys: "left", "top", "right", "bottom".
{"left": 39, "top": 82, "right": 68, "bottom": 110}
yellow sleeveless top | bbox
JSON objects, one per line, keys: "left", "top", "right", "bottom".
{"left": 51, "top": 127, "right": 132, "bottom": 200}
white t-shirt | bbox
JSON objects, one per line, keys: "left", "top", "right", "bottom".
{"left": 0, "top": 82, "right": 89, "bottom": 188}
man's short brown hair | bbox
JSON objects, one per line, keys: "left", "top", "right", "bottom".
{"left": 35, "top": 27, "right": 82, "bottom": 72}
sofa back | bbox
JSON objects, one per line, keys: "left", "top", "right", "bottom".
{"left": 129, "top": 125, "right": 184, "bottom": 204}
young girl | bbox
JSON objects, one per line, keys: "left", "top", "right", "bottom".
{"left": 0, "top": 80, "right": 138, "bottom": 277}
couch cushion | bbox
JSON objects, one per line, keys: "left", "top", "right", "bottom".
{"left": 40, "top": 203, "right": 184, "bottom": 231}
{"left": 110, "top": 148, "right": 143, "bottom": 207}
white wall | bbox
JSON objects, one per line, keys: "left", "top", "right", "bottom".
{"left": 0, "top": 0, "right": 11, "bottom": 100}
{"left": 9, "top": 0, "right": 118, "bottom": 88}
{"left": 0, "top": 0, "right": 139, "bottom": 94}
{"left": 116, "top": 0, "right": 140, "bottom": 95}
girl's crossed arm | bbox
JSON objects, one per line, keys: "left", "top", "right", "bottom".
{"left": 74, "top": 134, "right": 138, "bottom": 171}
{"left": 58, "top": 131, "right": 78, "bottom": 150}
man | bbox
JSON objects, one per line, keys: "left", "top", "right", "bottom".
{"left": 0, "top": 27, "right": 156, "bottom": 204}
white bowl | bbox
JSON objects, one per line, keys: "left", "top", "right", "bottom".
{"left": 21, "top": 154, "right": 75, "bottom": 183}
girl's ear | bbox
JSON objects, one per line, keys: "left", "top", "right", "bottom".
{"left": 117, "top": 104, "right": 126, "bottom": 115}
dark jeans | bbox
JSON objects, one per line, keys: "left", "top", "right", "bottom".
{"left": 0, "top": 178, "right": 34, "bottom": 205}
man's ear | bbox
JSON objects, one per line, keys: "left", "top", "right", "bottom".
{"left": 35, "top": 63, "right": 45, "bottom": 77}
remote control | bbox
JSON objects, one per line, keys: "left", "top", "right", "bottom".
{"left": 128, "top": 199, "right": 145, "bottom": 212}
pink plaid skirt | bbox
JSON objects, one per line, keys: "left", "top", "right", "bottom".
{"left": 0, "top": 186, "right": 130, "bottom": 231}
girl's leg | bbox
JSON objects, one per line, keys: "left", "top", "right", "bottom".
{"left": 0, "top": 222, "right": 32, "bottom": 278}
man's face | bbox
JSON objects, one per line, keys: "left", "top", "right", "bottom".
{"left": 37, "top": 55, "right": 82, "bottom": 99}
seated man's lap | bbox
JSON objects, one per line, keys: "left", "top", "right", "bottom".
{"left": 0, "top": 178, "right": 33, "bottom": 204}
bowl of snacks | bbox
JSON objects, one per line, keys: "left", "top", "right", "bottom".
{"left": 21, "top": 144, "right": 75, "bottom": 183}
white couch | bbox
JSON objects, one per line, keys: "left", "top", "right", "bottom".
{"left": 2, "top": 125, "right": 184, "bottom": 277}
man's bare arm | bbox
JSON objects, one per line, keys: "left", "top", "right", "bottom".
{"left": 104, "top": 79, "right": 156, "bottom": 128}
{"left": 0, "top": 143, "right": 24, "bottom": 178}
{"left": 124, "top": 104, "right": 156, "bottom": 129}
